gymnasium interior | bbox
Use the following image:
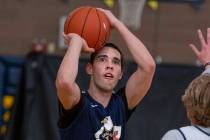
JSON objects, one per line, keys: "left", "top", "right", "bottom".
{"left": 0, "top": 0, "right": 209, "bottom": 139}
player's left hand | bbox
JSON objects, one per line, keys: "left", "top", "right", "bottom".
{"left": 97, "top": 8, "right": 119, "bottom": 28}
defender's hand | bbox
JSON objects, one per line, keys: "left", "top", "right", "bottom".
{"left": 189, "top": 28, "right": 210, "bottom": 66}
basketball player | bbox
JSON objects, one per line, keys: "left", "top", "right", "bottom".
{"left": 56, "top": 8, "right": 156, "bottom": 140}
{"left": 161, "top": 28, "right": 210, "bottom": 140}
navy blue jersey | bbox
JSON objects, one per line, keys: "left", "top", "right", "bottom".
{"left": 58, "top": 87, "right": 135, "bottom": 140}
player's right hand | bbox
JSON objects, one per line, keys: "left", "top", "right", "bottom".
{"left": 63, "top": 32, "right": 95, "bottom": 53}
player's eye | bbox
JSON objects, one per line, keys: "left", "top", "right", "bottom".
{"left": 99, "top": 57, "right": 106, "bottom": 62}
{"left": 113, "top": 58, "right": 121, "bottom": 65}
{"left": 96, "top": 56, "right": 107, "bottom": 62}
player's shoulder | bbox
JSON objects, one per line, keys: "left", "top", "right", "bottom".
{"left": 180, "top": 125, "right": 193, "bottom": 129}
{"left": 161, "top": 129, "right": 184, "bottom": 140}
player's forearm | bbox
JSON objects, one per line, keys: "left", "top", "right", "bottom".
{"left": 114, "top": 21, "right": 155, "bottom": 72}
{"left": 56, "top": 40, "right": 82, "bottom": 87}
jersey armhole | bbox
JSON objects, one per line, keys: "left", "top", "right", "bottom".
{"left": 58, "top": 95, "right": 85, "bottom": 129}
{"left": 117, "top": 87, "right": 136, "bottom": 121}
{"left": 177, "top": 128, "right": 186, "bottom": 140}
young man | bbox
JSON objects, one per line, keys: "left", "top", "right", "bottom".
{"left": 56, "top": 8, "right": 155, "bottom": 140}
{"left": 161, "top": 28, "right": 210, "bottom": 140}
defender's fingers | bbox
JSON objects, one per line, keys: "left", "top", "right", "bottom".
{"left": 189, "top": 44, "right": 200, "bottom": 57}
{"left": 197, "top": 29, "right": 207, "bottom": 48}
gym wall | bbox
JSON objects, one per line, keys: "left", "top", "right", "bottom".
{"left": 0, "top": 0, "right": 210, "bottom": 64}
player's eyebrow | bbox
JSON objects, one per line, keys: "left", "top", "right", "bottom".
{"left": 95, "top": 55, "right": 108, "bottom": 59}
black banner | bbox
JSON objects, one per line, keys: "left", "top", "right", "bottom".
{"left": 0, "top": 56, "right": 24, "bottom": 140}
{"left": 126, "top": 64, "right": 202, "bottom": 139}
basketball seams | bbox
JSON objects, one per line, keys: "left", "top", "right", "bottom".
{"left": 103, "top": 14, "right": 110, "bottom": 45}
{"left": 65, "top": 7, "right": 84, "bottom": 34}
{"left": 94, "top": 9, "right": 102, "bottom": 49}
{"left": 81, "top": 7, "right": 92, "bottom": 37}
{"left": 102, "top": 15, "right": 108, "bottom": 47}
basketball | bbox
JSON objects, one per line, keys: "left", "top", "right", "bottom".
{"left": 64, "top": 7, "right": 111, "bottom": 50}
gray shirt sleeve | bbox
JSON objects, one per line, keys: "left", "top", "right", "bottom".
{"left": 161, "top": 129, "right": 184, "bottom": 140}
{"left": 202, "top": 67, "right": 210, "bottom": 75}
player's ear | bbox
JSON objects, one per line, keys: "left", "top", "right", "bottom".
{"left": 86, "top": 63, "right": 93, "bottom": 75}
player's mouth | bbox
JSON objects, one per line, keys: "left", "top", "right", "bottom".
{"left": 104, "top": 73, "right": 114, "bottom": 80}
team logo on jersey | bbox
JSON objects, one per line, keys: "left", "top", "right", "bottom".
{"left": 91, "top": 104, "right": 98, "bottom": 108}
{"left": 95, "top": 116, "right": 121, "bottom": 140}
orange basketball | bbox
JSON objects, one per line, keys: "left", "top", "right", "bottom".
{"left": 64, "top": 7, "right": 111, "bottom": 50}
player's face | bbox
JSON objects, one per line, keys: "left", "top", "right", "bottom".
{"left": 91, "top": 47, "right": 123, "bottom": 92}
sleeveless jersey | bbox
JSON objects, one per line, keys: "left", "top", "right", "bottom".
{"left": 58, "top": 88, "right": 132, "bottom": 140}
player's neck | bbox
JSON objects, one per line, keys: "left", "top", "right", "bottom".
{"left": 88, "top": 86, "right": 112, "bottom": 108}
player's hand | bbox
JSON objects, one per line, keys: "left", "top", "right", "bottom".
{"left": 189, "top": 28, "right": 210, "bottom": 66}
{"left": 80, "top": 37, "right": 95, "bottom": 53}
{"left": 62, "top": 33, "right": 95, "bottom": 53}
{"left": 97, "top": 8, "right": 119, "bottom": 28}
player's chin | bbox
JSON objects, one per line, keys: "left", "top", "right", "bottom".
{"left": 105, "top": 83, "right": 117, "bottom": 91}
{"left": 99, "top": 82, "right": 114, "bottom": 91}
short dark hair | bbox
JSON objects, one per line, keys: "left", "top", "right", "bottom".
{"left": 90, "top": 43, "right": 125, "bottom": 70}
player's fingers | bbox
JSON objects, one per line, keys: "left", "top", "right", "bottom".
{"left": 207, "top": 28, "right": 210, "bottom": 45}
{"left": 96, "top": 8, "right": 105, "bottom": 12}
{"left": 189, "top": 44, "right": 200, "bottom": 57}
{"left": 63, "top": 38, "right": 69, "bottom": 45}
{"left": 62, "top": 32, "right": 67, "bottom": 38}
{"left": 197, "top": 29, "right": 207, "bottom": 48}
{"left": 62, "top": 32, "right": 69, "bottom": 40}
{"left": 87, "top": 48, "right": 95, "bottom": 53}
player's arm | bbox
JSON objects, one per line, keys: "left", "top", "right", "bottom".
{"left": 115, "top": 20, "right": 155, "bottom": 110}
{"left": 98, "top": 8, "right": 156, "bottom": 109}
{"left": 55, "top": 33, "right": 94, "bottom": 110}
